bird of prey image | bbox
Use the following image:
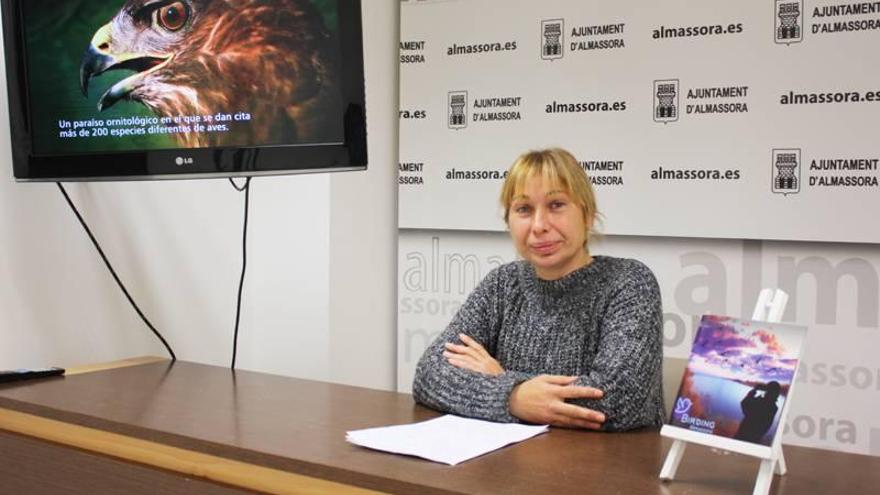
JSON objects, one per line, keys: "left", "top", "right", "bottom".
{"left": 79, "top": 0, "right": 342, "bottom": 147}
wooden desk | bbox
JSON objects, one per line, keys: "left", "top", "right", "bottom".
{"left": 0, "top": 359, "right": 875, "bottom": 494}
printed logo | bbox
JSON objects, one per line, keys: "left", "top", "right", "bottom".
{"left": 541, "top": 19, "right": 564, "bottom": 60}
{"left": 807, "top": 157, "right": 879, "bottom": 188}
{"left": 400, "top": 40, "right": 426, "bottom": 64}
{"left": 580, "top": 160, "right": 625, "bottom": 187}
{"left": 674, "top": 397, "right": 693, "bottom": 415}
{"left": 772, "top": 148, "right": 801, "bottom": 194}
{"left": 448, "top": 91, "right": 468, "bottom": 129}
{"left": 570, "top": 22, "right": 627, "bottom": 51}
{"left": 653, "top": 79, "right": 680, "bottom": 123}
{"left": 686, "top": 85, "right": 750, "bottom": 115}
{"left": 399, "top": 108, "right": 427, "bottom": 119}
{"left": 399, "top": 162, "right": 424, "bottom": 186}
{"left": 775, "top": 0, "right": 804, "bottom": 44}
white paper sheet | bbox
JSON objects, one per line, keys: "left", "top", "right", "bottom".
{"left": 345, "top": 415, "right": 548, "bottom": 465}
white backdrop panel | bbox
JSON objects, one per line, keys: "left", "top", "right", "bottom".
{"left": 399, "top": 0, "right": 880, "bottom": 242}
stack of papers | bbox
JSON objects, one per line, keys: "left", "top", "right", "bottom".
{"left": 346, "top": 415, "right": 548, "bottom": 465}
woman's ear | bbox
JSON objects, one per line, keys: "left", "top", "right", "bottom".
{"left": 583, "top": 210, "right": 596, "bottom": 247}
{"left": 584, "top": 208, "right": 595, "bottom": 234}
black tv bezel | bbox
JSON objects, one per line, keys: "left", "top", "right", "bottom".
{"left": 0, "top": 0, "right": 367, "bottom": 182}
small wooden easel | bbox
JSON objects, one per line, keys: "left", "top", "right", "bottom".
{"left": 659, "top": 288, "right": 791, "bottom": 495}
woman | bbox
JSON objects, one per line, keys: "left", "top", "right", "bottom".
{"left": 412, "top": 148, "right": 664, "bottom": 431}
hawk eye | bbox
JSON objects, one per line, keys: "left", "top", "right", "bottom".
{"left": 157, "top": 1, "right": 188, "bottom": 31}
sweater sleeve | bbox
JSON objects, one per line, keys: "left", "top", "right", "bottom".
{"left": 412, "top": 267, "right": 530, "bottom": 423}
{"left": 570, "top": 261, "right": 665, "bottom": 431}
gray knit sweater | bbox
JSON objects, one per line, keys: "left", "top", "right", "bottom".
{"left": 412, "top": 255, "right": 665, "bottom": 431}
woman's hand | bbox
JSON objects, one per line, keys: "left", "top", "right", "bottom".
{"left": 509, "top": 375, "right": 606, "bottom": 429}
{"left": 443, "top": 333, "right": 504, "bottom": 376}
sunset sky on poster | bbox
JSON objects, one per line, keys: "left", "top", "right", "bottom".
{"left": 688, "top": 315, "right": 804, "bottom": 384}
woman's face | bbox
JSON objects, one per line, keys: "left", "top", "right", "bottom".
{"left": 507, "top": 175, "right": 591, "bottom": 280}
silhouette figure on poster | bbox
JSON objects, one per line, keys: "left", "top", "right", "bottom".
{"left": 735, "top": 381, "right": 781, "bottom": 443}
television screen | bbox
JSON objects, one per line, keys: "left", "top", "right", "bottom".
{"left": 1, "top": 0, "right": 366, "bottom": 180}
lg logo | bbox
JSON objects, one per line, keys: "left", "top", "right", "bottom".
{"left": 175, "top": 156, "right": 194, "bottom": 166}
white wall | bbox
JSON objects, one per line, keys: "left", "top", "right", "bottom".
{"left": 329, "top": 1, "right": 399, "bottom": 391}
{"left": 0, "top": 1, "right": 399, "bottom": 390}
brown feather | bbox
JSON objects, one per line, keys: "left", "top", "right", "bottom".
{"left": 121, "top": 0, "right": 342, "bottom": 147}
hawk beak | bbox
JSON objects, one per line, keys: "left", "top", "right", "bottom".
{"left": 79, "top": 23, "right": 171, "bottom": 111}
{"left": 98, "top": 71, "right": 147, "bottom": 111}
{"left": 79, "top": 24, "right": 115, "bottom": 97}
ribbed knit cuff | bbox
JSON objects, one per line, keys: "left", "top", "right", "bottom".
{"left": 493, "top": 370, "right": 537, "bottom": 423}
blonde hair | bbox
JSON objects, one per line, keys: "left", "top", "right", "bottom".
{"left": 500, "top": 148, "right": 599, "bottom": 234}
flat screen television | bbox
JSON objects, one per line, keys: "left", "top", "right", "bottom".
{"left": 1, "top": 0, "right": 366, "bottom": 181}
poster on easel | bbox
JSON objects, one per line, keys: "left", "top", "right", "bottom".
{"left": 668, "top": 315, "right": 807, "bottom": 450}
